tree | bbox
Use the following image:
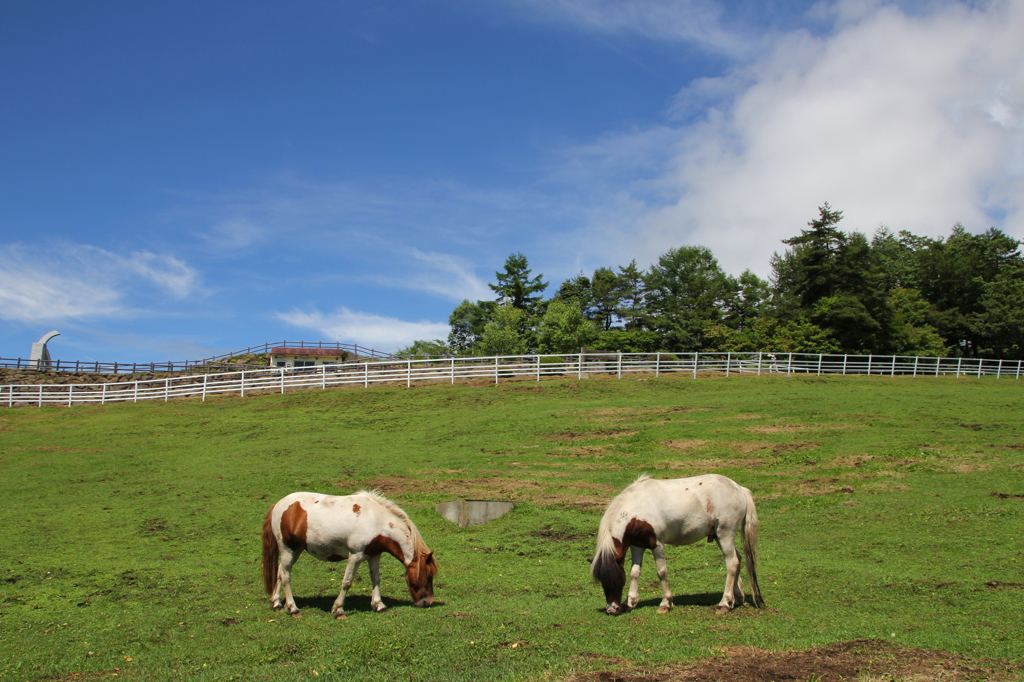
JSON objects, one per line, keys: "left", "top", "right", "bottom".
{"left": 537, "top": 299, "right": 596, "bottom": 354}
{"left": 643, "top": 245, "right": 732, "bottom": 351}
{"left": 588, "top": 267, "right": 620, "bottom": 331}
{"left": 395, "top": 339, "right": 451, "bottom": 357}
{"left": 477, "top": 304, "right": 529, "bottom": 356}
{"left": 489, "top": 253, "right": 548, "bottom": 315}
{"left": 616, "top": 260, "right": 646, "bottom": 329}
{"left": 447, "top": 299, "right": 494, "bottom": 353}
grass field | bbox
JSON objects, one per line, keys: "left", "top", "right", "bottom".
{"left": 1, "top": 372, "right": 1022, "bottom": 681}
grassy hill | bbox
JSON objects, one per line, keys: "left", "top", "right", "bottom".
{"left": 1, "top": 373, "right": 1022, "bottom": 681}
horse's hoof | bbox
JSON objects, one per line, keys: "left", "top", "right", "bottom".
{"left": 714, "top": 605, "right": 731, "bottom": 615}
{"left": 272, "top": 604, "right": 284, "bottom": 612}
{"left": 290, "top": 612, "right": 301, "bottom": 619}
{"left": 656, "top": 605, "right": 671, "bottom": 614}
{"left": 373, "top": 605, "right": 388, "bottom": 613}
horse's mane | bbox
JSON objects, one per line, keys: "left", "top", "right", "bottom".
{"left": 355, "top": 489, "right": 431, "bottom": 556}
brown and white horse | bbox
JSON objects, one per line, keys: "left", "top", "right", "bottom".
{"left": 262, "top": 490, "right": 437, "bottom": 618}
{"left": 592, "top": 474, "right": 764, "bottom": 615}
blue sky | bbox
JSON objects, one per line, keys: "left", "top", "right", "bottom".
{"left": 1, "top": 0, "right": 1022, "bottom": 362}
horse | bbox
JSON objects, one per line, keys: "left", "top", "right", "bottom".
{"left": 261, "top": 490, "right": 437, "bottom": 619}
{"left": 591, "top": 474, "right": 764, "bottom": 615}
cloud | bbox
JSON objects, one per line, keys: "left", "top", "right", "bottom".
{"left": 0, "top": 242, "right": 202, "bottom": 322}
{"left": 561, "top": 0, "right": 1024, "bottom": 276}
{"left": 507, "top": 0, "right": 756, "bottom": 57}
{"left": 276, "top": 307, "right": 451, "bottom": 352}
{"left": 405, "top": 249, "right": 493, "bottom": 302}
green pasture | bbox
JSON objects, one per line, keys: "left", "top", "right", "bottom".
{"left": 1, "top": 373, "right": 1022, "bottom": 681}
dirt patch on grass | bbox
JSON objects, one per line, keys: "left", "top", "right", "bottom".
{"left": 576, "top": 407, "right": 710, "bottom": 423}
{"left": 730, "top": 441, "right": 771, "bottom": 454}
{"left": 663, "top": 439, "right": 708, "bottom": 451}
{"left": 667, "top": 458, "right": 767, "bottom": 471}
{"left": 550, "top": 446, "right": 612, "bottom": 458}
{"left": 565, "top": 639, "right": 1020, "bottom": 682}
{"left": 714, "top": 413, "right": 770, "bottom": 421}
{"left": 549, "top": 430, "right": 638, "bottom": 442}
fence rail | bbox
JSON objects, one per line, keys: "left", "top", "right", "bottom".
{"left": 0, "top": 340, "right": 394, "bottom": 374}
{"left": 1, "top": 351, "right": 1019, "bottom": 408}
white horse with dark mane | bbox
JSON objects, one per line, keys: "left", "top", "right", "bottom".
{"left": 591, "top": 474, "right": 764, "bottom": 615}
{"left": 262, "top": 490, "right": 437, "bottom": 619}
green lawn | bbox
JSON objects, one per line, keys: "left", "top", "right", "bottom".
{"left": 1, "top": 372, "right": 1022, "bottom": 681}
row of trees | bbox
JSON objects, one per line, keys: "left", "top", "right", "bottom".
{"left": 399, "top": 205, "right": 1024, "bottom": 359}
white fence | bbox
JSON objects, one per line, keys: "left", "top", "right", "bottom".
{"left": 1, "top": 352, "right": 1020, "bottom": 408}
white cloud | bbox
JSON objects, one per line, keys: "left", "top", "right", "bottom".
{"left": 508, "top": 0, "right": 756, "bottom": 57}
{"left": 406, "top": 249, "right": 493, "bottom": 302}
{"left": 561, "top": 0, "right": 1024, "bottom": 276}
{"left": 276, "top": 307, "right": 451, "bottom": 352}
{"left": 0, "top": 242, "right": 202, "bottom": 322}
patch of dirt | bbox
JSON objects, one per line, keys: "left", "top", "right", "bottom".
{"left": 747, "top": 423, "right": 855, "bottom": 434}
{"left": 549, "top": 430, "right": 638, "bottom": 442}
{"left": 663, "top": 439, "right": 708, "bottom": 451}
{"left": 577, "top": 407, "right": 711, "bottom": 423}
{"left": 770, "top": 441, "right": 819, "bottom": 454}
{"left": 667, "top": 458, "right": 767, "bottom": 471}
{"left": 730, "top": 441, "right": 770, "bottom": 454}
{"left": 990, "top": 492, "right": 1024, "bottom": 499}
{"left": 565, "top": 639, "right": 1021, "bottom": 682}
{"left": 550, "top": 446, "right": 613, "bottom": 459}
{"left": 988, "top": 443, "right": 1024, "bottom": 450}
{"left": 714, "top": 413, "right": 770, "bottom": 421}
{"left": 948, "top": 462, "right": 992, "bottom": 474}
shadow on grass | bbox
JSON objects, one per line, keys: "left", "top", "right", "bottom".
{"left": 293, "top": 594, "right": 443, "bottom": 614}
{"left": 596, "top": 592, "right": 728, "bottom": 614}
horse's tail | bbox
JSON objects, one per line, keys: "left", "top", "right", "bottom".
{"left": 261, "top": 503, "right": 279, "bottom": 595}
{"left": 591, "top": 505, "right": 625, "bottom": 599}
{"left": 741, "top": 487, "right": 765, "bottom": 608}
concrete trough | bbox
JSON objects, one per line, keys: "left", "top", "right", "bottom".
{"left": 435, "top": 499, "right": 514, "bottom": 528}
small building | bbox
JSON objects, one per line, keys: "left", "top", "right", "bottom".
{"left": 268, "top": 347, "right": 350, "bottom": 368}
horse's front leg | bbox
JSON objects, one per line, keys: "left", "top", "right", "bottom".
{"left": 626, "top": 546, "right": 645, "bottom": 609}
{"left": 331, "top": 552, "right": 364, "bottom": 620}
{"left": 367, "top": 554, "right": 387, "bottom": 612}
{"left": 652, "top": 542, "right": 673, "bottom": 614}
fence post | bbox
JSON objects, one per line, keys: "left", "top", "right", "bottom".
{"left": 68, "top": 384, "right": 73, "bottom": 407}
{"left": 656, "top": 353, "right": 661, "bottom": 378}
{"left": 618, "top": 353, "right": 622, "bottom": 380}
{"left": 997, "top": 359, "right": 1003, "bottom": 379}
{"left": 757, "top": 352, "right": 762, "bottom": 377}
{"left": 38, "top": 384, "right": 43, "bottom": 407}
{"left": 241, "top": 371, "right": 246, "bottom": 397}
{"left": 866, "top": 355, "right": 872, "bottom": 376}
{"left": 495, "top": 357, "right": 499, "bottom": 386}
{"left": 408, "top": 360, "right": 412, "bottom": 388}
{"left": 165, "top": 377, "right": 169, "bottom": 402}
{"left": 322, "top": 364, "right": 326, "bottom": 390}
{"left": 977, "top": 359, "right": 983, "bottom": 378}
{"left": 956, "top": 357, "right": 962, "bottom": 378}
{"left": 693, "top": 353, "right": 698, "bottom": 379}
{"left": 281, "top": 368, "right": 285, "bottom": 394}
{"left": 726, "top": 352, "right": 731, "bottom": 377}
{"left": 202, "top": 374, "right": 208, "bottom": 402}
{"left": 536, "top": 355, "right": 541, "bottom": 382}
{"left": 578, "top": 352, "right": 582, "bottom": 381}
{"left": 1017, "top": 360, "right": 1021, "bottom": 380}
{"left": 102, "top": 383, "right": 107, "bottom": 405}
{"left": 787, "top": 353, "right": 792, "bottom": 377}
{"left": 817, "top": 354, "right": 822, "bottom": 376}
{"left": 913, "top": 356, "right": 919, "bottom": 377}
{"left": 452, "top": 357, "right": 456, "bottom": 385}
{"left": 891, "top": 356, "right": 896, "bottom": 377}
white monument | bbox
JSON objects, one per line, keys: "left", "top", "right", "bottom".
{"left": 30, "top": 331, "right": 60, "bottom": 369}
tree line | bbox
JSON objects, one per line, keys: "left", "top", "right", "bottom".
{"left": 399, "top": 204, "right": 1024, "bottom": 359}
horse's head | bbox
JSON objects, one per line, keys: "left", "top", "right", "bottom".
{"left": 592, "top": 539, "right": 627, "bottom": 615}
{"left": 405, "top": 550, "right": 437, "bottom": 607}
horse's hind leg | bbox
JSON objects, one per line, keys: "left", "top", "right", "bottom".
{"left": 714, "top": 533, "right": 741, "bottom": 613}
{"left": 367, "top": 554, "right": 386, "bottom": 612}
{"left": 277, "top": 549, "right": 302, "bottom": 617}
{"left": 331, "top": 552, "right": 364, "bottom": 619}
{"left": 626, "top": 546, "right": 645, "bottom": 609}
{"left": 652, "top": 543, "right": 673, "bottom": 614}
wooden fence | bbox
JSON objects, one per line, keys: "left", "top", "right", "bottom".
{"left": 1, "top": 351, "right": 1020, "bottom": 408}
